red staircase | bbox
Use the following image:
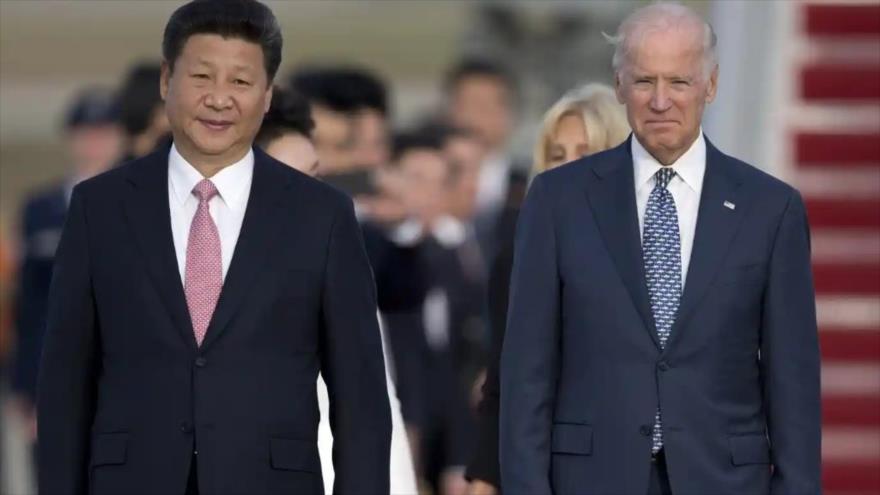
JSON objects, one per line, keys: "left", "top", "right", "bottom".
{"left": 796, "top": 3, "right": 880, "bottom": 494}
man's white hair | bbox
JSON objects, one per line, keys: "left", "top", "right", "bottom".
{"left": 605, "top": 2, "right": 718, "bottom": 80}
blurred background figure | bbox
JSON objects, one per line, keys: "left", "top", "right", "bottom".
{"left": 255, "top": 86, "right": 319, "bottom": 175}
{"left": 532, "top": 83, "right": 630, "bottom": 173}
{"left": 443, "top": 58, "right": 527, "bottom": 264}
{"left": 0, "top": 233, "right": 13, "bottom": 377}
{"left": 8, "top": 86, "right": 122, "bottom": 488}
{"left": 466, "top": 82, "right": 629, "bottom": 495}
{"left": 386, "top": 130, "right": 484, "bottom": 495}
{"left": 439, "top": 125, "right": 486, "bottom": 227}
{"left": 0, "top": 231, "right": 13, "bottom": 387}
{"left": 256, "top": 86, "right": 418, "bottom": 495}
{"left": 290, "top": 66, "right": 391, "bottom": 198}
{"left": 0, "top": 231, "right": 11, "bottom": 493}
{"left": 116, "top": 62, "right": 171, "bottom": 163}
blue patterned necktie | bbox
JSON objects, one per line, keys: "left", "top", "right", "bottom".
{"left": 643, "top": 167, "right": 681, "bottom": 453}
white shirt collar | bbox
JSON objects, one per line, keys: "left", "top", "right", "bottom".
{"left": 475, "top": 151, "right": 511, "bottom": 213}
{"left": 632, "top": 129, "right": 706, "bottom": 193}
{"left": 389, "top": 216, "right": 469, "bottom": 249}
{"left": 168, "top": 143, "right": 254, "bottom": 212}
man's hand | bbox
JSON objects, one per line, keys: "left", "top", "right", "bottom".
{"left": 441, "top": 467, "right": 469, "bottom": 495}
{"left": 11, "top": 396, "right": 37, "bottom": 442}
{"left": 468, "top": 480, "right": 498, "bottom": 495}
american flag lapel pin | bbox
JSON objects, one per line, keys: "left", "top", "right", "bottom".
{"left": 723, "top": 201, "right": 736, "bottom": 210}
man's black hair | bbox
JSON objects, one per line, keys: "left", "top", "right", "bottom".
{"left": 443, "top": 56, "right": 517, "bottom": 98}
{"left": 416, "top": 121, "right": 477, "bottom": 147}
{"left": 391, "top": 130, "right": 444, "bottom": 163}
{"left": 289, "top": 66, "right": 389, "bottom": 116}
{"left": 162, "top": 0, "right": 282, "bottom": 82}
{"left": 255, "top": 87, "right": 315, "bottom": 147}
{"left": 117, "top": 62, "right": 163, "bottom": 137}
{"left": 392, "top": 129, "right": 463, "bottom": 185}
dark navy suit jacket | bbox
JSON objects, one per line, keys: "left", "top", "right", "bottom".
{"left": 500, "top": 137, "right": 821, "bottom": 495}
{"left": 37, "top": 144, "right": 391, "bottom": 495}
{"left": 12, "top": 185, "right": 67, "bottom": 403}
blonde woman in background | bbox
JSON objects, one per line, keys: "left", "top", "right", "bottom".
{"left": 466, "top": 82, "right": 629, "bottom": 495}
{"left": 533, "top": 82, "right": 630, "bottom": 173}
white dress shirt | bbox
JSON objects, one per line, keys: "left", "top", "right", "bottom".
{"left": 168, "top": 144, "right": 253, "bottom": 283}
{"left": 633, "top": 131, "right": 706, "bottom": 288}
{"left": 475, "top": 151, "right": 512, "bottom": 215}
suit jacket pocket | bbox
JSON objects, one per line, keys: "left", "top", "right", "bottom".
{"left": 90, "top": 432, "right": 128, "bottom": 467}
{"left": 269, "top": 437, "right": 319, "bottom": 473}
{"left": 551, "top": 423, "right": 592, "bottom": 455}
{"left": 729, "top": 433, "right": 771, "bottom": 466}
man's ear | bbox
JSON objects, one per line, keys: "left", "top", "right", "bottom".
{"left": 160, "top": 61, "right": 171, "bottom": 101}
{"left": 614, "top": 71, "right": 626, "bottom": 104}
{"left": 705, "top": 64, "right": 719, "bottom": 104}
{"left": 263, "top": 84, "right": 274, "bottom": 114}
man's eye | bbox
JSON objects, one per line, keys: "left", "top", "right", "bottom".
{"left": 191, "top": 74, "right": 209, "bottom": 79}
{"left": 234, "top": 79, "right": 251, "bottom": 86}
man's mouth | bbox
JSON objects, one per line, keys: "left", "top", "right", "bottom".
{"left": 198, "top": 118, "right": 233, "bottom": 131}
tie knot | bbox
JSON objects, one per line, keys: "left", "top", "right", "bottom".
{"left": 192, "top": 179, "right": 219, "bottom": 202}
{"left": 654, "top": 168, "right": 676, "bottom": 190}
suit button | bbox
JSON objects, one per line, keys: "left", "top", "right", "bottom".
{"left": 657, "top": 361, "right": 670, "bottom": 372}
{"left": 640, "top": 425, "right": 653, "bottom": 436}
{"left": 180, "top": 421, "right": 193, "bottom": 433}
{"left": 195, "top": 356, "right": 207, "bottom": 368}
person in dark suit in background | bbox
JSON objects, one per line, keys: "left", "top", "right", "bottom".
{"left": 256, "top": 85, "right": 419, "bottom": 494}
{"left": 443, "top": 58, "right": 527, "bottom": 263}
{"left": 255, "top": 86, "right": 319, "bottom": 176}
{"left": 289, "top": 66, "right": 432, "bottom": 439}
{"left": 466, "top": 83, "right": 629, "bottom": 495}
{"left": 36, "top": 1, "right": 390, "bottom": 494}
{"left": 10, "top": 87, "right": 122, "bottom": 474}
{"left": 289, "top": 66, "right": 390, "bottom": 197}
{"left": 117, "top": 62, "right": 171, "bottom": 163}
{"left": 381, "top": 131, "right": 485, "bottom": 495}
{"left": 500, "top": 4, "right": 820, "bottom": 494}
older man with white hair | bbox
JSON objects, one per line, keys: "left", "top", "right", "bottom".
{"left": 499, "top": 2, "right": 821, "bottom": 494}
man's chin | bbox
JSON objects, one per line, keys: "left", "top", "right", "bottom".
{"left": 190, "top": 138, "right": 240, "bottom": 157}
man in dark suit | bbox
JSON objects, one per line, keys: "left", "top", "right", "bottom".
{"left": 443, "top": 58, "right": 528, "bottom": 264}
{"left": 11, "top": 86, "right": 121, "bottom": 453}
{"left": 37, "top": 1, "right": 391, "bottom": 494}
{"left": 500, "top": 3, "right": 820, "bottom": 495}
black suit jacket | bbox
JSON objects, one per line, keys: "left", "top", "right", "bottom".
{"left": 465, "top": 217, "right": 516, "bottom": 488}
{"left": 37, "top": 145, "right": 391, "bottom": 495}
{"left": 466, "top": 187, "right": 524, "bottom": 489}
{"left": 500, "top": 137, "right": 821, "bottom": 494}
{"left": 12, "top": 184, "right": 67, "bottom": 403}
{"left": 361, "top": 222, "right": 430, "bottom": 429}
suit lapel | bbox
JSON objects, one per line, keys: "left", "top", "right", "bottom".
{"left": 199, "top": 149, "right": 293, "bottom": 350}
{"left": 664, "top": 140, "right": 748, "bottom": 353}
{"left": 123, "top": 145, "right": 197, "bottom": 351}
{"left": 584, "top": 140, "right": 660, "bottom": 349}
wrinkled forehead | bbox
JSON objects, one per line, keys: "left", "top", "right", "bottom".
{"left": 623, "top": 26, "right": 706, "bottom": 75}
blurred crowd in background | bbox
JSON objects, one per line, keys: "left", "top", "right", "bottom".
{"left": 1, "top": 1, "right": 878, "bottom": 494}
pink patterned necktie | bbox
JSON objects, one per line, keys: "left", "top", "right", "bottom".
{"left": 185, "top": 179, "right": 222, "bottom": 346}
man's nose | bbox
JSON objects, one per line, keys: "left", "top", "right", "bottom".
{"left": 650, "top": 84, "right": 671, "bottom": 112}
{"left": 204, "top": 85, "right": 233, "bottom": 110}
